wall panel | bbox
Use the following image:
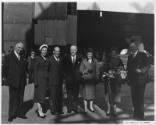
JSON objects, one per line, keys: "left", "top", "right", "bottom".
{"left": 3, "top": 4, "right": 33, "bottom": 23}
{"left": 3, "top": 24, "right": 32, "bottom": 41}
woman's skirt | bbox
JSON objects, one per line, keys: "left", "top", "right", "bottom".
{"left": 104, "top": 78, "right": 121, "bottom": 104}
{"left": 34, "top": 78, "right": 48, "bottom": 103}
{"left": 83, "top": 80, "right": 96, "bottom": 100}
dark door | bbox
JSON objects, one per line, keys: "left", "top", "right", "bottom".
{"left": 77, "top": 10, "right": 154, "bottom": 54}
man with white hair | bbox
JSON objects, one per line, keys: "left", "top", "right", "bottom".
{"left": 127, "top": 42, "right": 149, "bottom": 120}
{"left": 3, "top": 42, "right": 27, "bottom": 122}
{"left": 63, "top": 45, "right": 82, "bottom": 113}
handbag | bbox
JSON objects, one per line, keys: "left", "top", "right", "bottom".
{"left": 23, "top": 83, "right": 35, "bottom": 102}
{"left": 82, "top": 71, "right": 96, "bottom": 81}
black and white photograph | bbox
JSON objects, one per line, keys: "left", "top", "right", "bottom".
{"left": 1, "top": 0, "right": 155, "bottom": 124}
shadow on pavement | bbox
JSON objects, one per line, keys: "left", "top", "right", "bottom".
{"left": 52, "top": 112, "right": 112, "bottom": 123}
{"left": 22, "top": 100, "right": 34, "bottom": 116}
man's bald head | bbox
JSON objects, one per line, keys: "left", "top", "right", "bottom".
{"left": 70, "top": 45, "right": 77, "bottom": 56}
{"left": 14, "top": 42, "right": 24, "bottom": 55}
{"left": 53, "top": 46, "right": 60, "bottom": 58}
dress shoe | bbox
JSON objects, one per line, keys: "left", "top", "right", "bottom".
{"left": 51, "top": 111, "right": 56, "bottom": 115}
{"left": 51, "top": 112, "right": 59, "bottom": 115}
{"left": 111, "top": 112, "right": 117, "bottom": 117}
{"left": 89, "top": 107, "right": 94, "bottom": 112}
{"left": 55, "top": 112, "right": 61, "bottom": 115}
{"left": 17, "top": 115, "right": 27, "bottom": 119}
{"left": 88, "top": 106, "right": 94, "bottom": 112}
{"left": 72, "top": 108, "right": 78, "bottom": 113}
{"left": 36, "top": 110, "right": 46, "bottom": 119}
{"left": 106, "top": 110, "right": 111, "bottom": 116}
{"left": 8, "top": 117, "right": 14, "bottom": 122}
{"left": 67, "top": 108, "right": 72, "bottom": 113}
{"left": 58, "top": 111, "right": 64, "bottom": 115}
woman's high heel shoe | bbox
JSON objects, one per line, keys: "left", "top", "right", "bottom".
{"left": 36, "top": 110, "right": 46, "bottom": 119}
{"left": 106, "top": 111, "right": 111, "bottom": 116}
{"left": 89, "top": 100, "right": 94, "bottom": 112}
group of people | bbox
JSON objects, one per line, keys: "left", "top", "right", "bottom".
{"left": 2, "top": 39, "right": 151, "bottom": 122}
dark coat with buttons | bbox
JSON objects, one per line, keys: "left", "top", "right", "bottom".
{"left": 127, "top": 52, "right": 149, "bottom": 85}
{"left": 3, "top": 52, "right": 27, "bottom": 88}
{"left": 63, "top": 54, "right": 82, "bottom": 85}
{"left": 49, "top": 56, "right": 63, "bottom": 86}
{"left": 34, "top": 56, "right": 49, "bottom": 103}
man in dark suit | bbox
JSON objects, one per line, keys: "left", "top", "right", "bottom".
{"left": 63, "top": 45, "right": 82, "bottom": 113}
{"left": 127, "top": 42, "right": 149, "bottom": 120}
{"left": 3, "top": 42, "right": 27, "bottom": 122}
{"left": 49, "top": 46, "right": 64, "bottom": 115}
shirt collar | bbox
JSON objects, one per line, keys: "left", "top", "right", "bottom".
{"left": 41, "top": 55, "right": 46, "bottom": 60}
{"left": 71, "top": 55, "right": 76, "bottom": 58}
{"left": 54, "top": 55, "right": 59, "bottom": 61}
{"left": 134, "top": 50, "right": 138, "bottom": 56}
{"left": 14, "top": 50, "right": 19, "bottom": 58}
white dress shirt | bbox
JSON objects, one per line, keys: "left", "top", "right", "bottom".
{"left": 54, "top": 55, "right": 59, "bottom": 62}
{"left": 14, "top": 51, "right": 20, "bottom": 60}
{"left": 88, "top": 59, "right": 92, "bottom": 63}
{"left": 71, "top": 55, "right": 76, "bottom": 63}
{"left": 133, "top": 50, "right": 138, "bottom": 58}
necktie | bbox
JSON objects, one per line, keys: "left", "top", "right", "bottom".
{"left": 18, "top": 55, "right": 20, "bottom": 61}
{"left": 72, "top": 56, "right": 75, "bottom": 64}
{"left": 57, "top": 58, "right": 59, "bottom": 62}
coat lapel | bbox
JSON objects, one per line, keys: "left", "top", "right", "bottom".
{"left": 51, "top": 56, "right": 59, "bottom": 64}
{"left": 12, "top": 52, "right": 20, "bottom": 64}
{"left": 132, "top": 52, "right": 139, "bottom": 63}
{"left": 70, "top": 55, "right": 77, "bottom": 65}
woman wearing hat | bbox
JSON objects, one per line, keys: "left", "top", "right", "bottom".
{"left": 34, "top": 44, "right": 49, "bottom": 118}
{"left": 80, "top": 48, "right": 99, "bottom": 112}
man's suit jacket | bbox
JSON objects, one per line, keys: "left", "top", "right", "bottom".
{"left": 63, "top": 54, "right": 82, "bottom": 83}
{"left": 3, "top": 52, "right": 27, "bottom": 88}
{"left": 127, "top": 51, "right": 148, "bottom": 85}
{"left": 49, "top": 56, "right": 63, "bottom": 86}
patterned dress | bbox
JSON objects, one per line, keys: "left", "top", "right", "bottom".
{"left": 80, "top": 58, "right": 98, "bottom": 100}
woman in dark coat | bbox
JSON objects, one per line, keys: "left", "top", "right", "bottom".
{"left": 105, "top": 48, "right": 124, "bottom": 116}
{"left": 34, "top": 44, "right": 49, "bottom": 118}
{"left": 80, "top": 48, "right": 98, "bottom": 112}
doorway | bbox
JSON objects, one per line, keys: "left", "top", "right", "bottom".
{"left": 77, "top": 10, "right": 154, "bottom": 54}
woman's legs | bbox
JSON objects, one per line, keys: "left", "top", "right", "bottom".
{"left": 113, "top": 103, "right": 117, "bottom": 114}
{"left": 83, "top": 99, "right": 88, "bottom": 112}
{"left": 36, "top": 103, "right": 45, "bottom": 117}
{"left": 89, "top": 99, "right": 94, "bottom": 112}
{"left": 83, "top": 80, "right": 96, "bottom": 113}
{"left": 83, "top": 99, "right": 94, "bottom": 112}
{"left": 35, "top": 78, "right": 48, "bottom": 117}
{"left": 106, "top": 100, "right": 111, "bottom": 114}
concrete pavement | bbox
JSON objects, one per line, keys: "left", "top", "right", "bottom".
{"left": 1, "top": 81, "right": 154, "bottom": 123}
